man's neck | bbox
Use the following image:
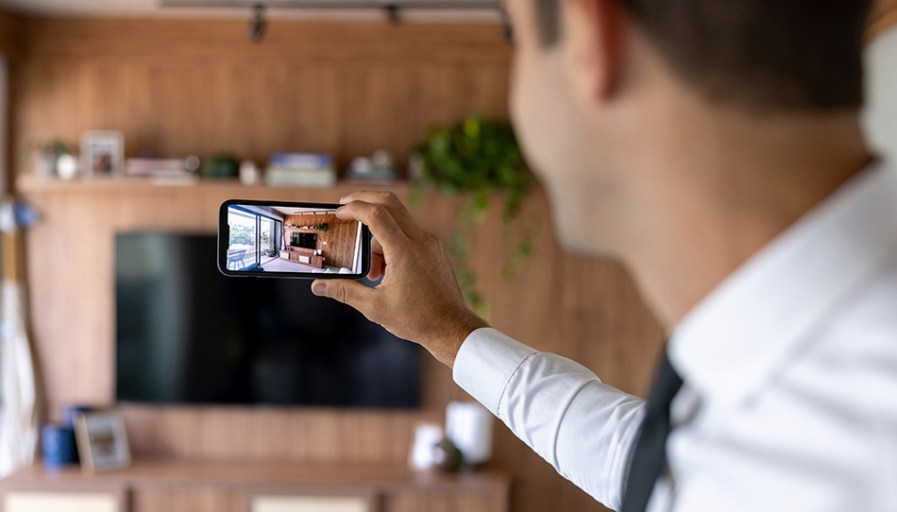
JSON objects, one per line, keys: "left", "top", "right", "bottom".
{"left": 616, "top": 93, "right": 872, "bottom": 330}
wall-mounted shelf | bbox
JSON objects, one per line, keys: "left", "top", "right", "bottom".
{"left": 16, "top": 174, "right": 411, "bottom": 196}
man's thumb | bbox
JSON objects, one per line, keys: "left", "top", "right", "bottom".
{"left": 311, "top": 279, "right": 369, "bottom": 309}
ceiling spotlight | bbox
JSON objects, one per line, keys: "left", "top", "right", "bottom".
{"left": 385, "top": 4, "right": 401, "bottom": 24}
{"left": 249, "top": 3, "right": 267, "bottom": 43}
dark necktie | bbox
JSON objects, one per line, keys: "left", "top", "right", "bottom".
{"left": 620, "top": 352, "right": 684, "bottom": 512}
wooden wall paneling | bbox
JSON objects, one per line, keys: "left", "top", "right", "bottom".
{"left": 869, "top": 0, "right": 897, "bottom": 38}
{"left": 1, "top": 9, "right": 20, "bottom": 193}
{"left": 12, "top": 19, "right": 510, "bottom": 172}
{"left": 0, "top": 10, "right": 19, "bottom": 59}
{"left": 13, "top": 15, "right": 664, "bottom": 512}
{"left": 284, "top": 213, "right": 357, "bottom": 269}
{"left": 17, "top": 19, "right": 508, "bottom": 64}
{"left": 20, "top": 182, "right": 664, "bottom": 512}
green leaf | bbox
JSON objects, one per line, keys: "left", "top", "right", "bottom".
{"left": 412, "top": 113, "right": 538, "bottom": 313}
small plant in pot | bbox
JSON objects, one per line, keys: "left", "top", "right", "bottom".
{"left": 31, "top": 139, "right": 77, "bottom": 180}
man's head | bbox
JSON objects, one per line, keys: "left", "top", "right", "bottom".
{"left": 506, "top": 0, "right": 873, "bottom": 254}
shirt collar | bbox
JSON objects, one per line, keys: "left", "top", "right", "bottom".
{"left": 669, "top": 162, "right": 897, "bottom": 407}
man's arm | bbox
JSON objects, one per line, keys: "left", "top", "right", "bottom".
{"left": 454, "top": 328, "right": 645, "bottom": 510}
{"left": 310, "top": 191, "right": 644, "bottom": 510}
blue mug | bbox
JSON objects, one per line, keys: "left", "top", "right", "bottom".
{"left": 42, "top": 424, "right": 78, "bottom": 468}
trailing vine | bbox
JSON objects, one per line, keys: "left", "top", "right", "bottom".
{"left": 412, "top": 115, "right": 538, "bottom": 316}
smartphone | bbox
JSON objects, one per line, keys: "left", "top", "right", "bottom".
{"left": 218, "top": 199, "right": 370, "bottom": 279}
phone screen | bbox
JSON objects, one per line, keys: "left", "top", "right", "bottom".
{"left": 218, "top": 200, "right": 370, "bottom": 279}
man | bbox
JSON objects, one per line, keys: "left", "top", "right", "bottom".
{"left": 312, "top": 0, "right": 897, "bottom": 510}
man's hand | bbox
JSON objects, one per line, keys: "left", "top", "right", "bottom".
{"left": 310, "top": 191, "right": 489, "bottom": 368}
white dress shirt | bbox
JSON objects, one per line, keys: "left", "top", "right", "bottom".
{"left": 454, "top": 163, "right": 897, "bottom": 511}
{"left": 864, "top": 27, "right": 897, "bottom": 166}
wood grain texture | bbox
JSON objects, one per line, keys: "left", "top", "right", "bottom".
{"left": 384, "top": 491, "right": 507, "bottom": 512}
{"left": 285, "top": 213, "right": 357, "bottom": 269}
{"left": 11, "top": 18, "right": 510, "bottom": 173}
{"left": 132, "top": 488, "right": 246, "bottom": 512}
{"left": 17, "top": 179, "right": 662, "bottom": 512}
{"left": 0, "top": 459, "right": 509, "bottom": 512}
{"left": 0, "top": 459, "right": 509, "bottom": 494}
{"left": 11, "top": 16, "right": 664, "bottom": 512}
{"left": 869, "top": 0, "right": 897, "bottom": 38}
{"left": 0, "top": 10, "right": 19, "bottom": 59}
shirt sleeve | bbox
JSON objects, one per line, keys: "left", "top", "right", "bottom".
{"left": 453, "top": 328, "right": 646, "bottom": 510}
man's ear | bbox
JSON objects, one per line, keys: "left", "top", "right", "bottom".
{"left": 562, "top": 0, "right": 626, "bottom": 103}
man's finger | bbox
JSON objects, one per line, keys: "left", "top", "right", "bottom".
{"left": 311, "top": 279, "right": 375, "bottom": 312}
{"left": 340, "top": 191, "right": 423, "bottom": 240}
{"left": 336, "top": 201, "right": 409, "bottom": 252}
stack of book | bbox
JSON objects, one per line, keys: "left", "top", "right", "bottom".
{"left": 125, "top": 157, "right": 199, "bottom": 185}
{"left": 265, "top": 153, "right": 337, "bottom": 187}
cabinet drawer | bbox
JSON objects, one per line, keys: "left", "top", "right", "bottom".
{"left": 251, "top": 495, "right": 370, "bottom": 512}
{"left": 5, "top": 492, "right": 118, "bottom": 512}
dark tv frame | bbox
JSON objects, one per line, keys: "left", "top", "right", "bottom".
{"left": 116, "top": 231, "right": 421, "bottom": 409}
{"left": 291, "top": 232, "right": 318, "bottom": 249}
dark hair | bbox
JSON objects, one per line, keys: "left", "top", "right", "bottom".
{"left": 534, "top": 0, "right": 873, "bottom": 110}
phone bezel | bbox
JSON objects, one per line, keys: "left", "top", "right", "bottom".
{"left": 218, "top": 199, "right": 371, "bottom": 280}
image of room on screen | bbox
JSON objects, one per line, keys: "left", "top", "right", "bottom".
{"left": 226, "top": 205, "right": 364, "bottom": 275}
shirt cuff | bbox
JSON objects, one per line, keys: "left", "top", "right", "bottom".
{"left": 452, "top": 328, "right": 537, "bottom": 416}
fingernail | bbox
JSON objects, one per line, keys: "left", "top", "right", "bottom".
{"left": 312, "top": 282, "right": 327, "bottom": 296}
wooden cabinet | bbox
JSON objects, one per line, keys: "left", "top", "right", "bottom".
{"left": 4, "top": 492, "right": 120, "bottom": 512}
{"left": 250, "top": 495, "right": 371, "bottom": 512}
{"left": 384, "top": 491, "right": 509, "bottom": 512}
{"left": 0, "top": 461, "right": 509, "bottom": 512}
{"left": 131, "top": 488, "right": 246, "bottom": 512}
{"left": 287, "top": 249, "right": 325, "bottom": 269}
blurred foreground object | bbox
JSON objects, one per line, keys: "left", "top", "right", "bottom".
{"left": 0, "top": 201, "right": 40, "bottom": 477}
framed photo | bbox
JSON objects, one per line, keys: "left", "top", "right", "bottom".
{"left": 81, "top": 131, "right": 124, "bottom": 178}
{"left": 74, "top": 411, "right": 131, "bottom": 473}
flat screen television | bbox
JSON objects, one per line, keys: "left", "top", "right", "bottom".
{"left": 115, "top": 232, "right": 420, "bottom": 408}
{"left": 291, "top": 232, "right": 317, "bottom": 249}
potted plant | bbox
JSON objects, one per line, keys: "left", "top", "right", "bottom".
{"left": 32, "top": 139, "right": 76, "bottom": 179}
{"left": 412, "top": 115, "right": 537, "bottom": 315}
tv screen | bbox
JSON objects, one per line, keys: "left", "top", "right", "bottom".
{"left": 291, "top": 232, "right": 317, "bottom": 249}
{"left": 115, "top": 232, "right": 420, "bottom": 408}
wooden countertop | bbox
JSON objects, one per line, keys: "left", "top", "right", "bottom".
{"left": 0, "top": 459, "right": 510, "bottom": 495}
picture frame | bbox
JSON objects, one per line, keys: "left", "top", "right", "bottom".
{"left": 80, "top": 131, "right": 124, "bottom": 178}
{"left": 74, "top": 411, "right": 131, "bottom": 473}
